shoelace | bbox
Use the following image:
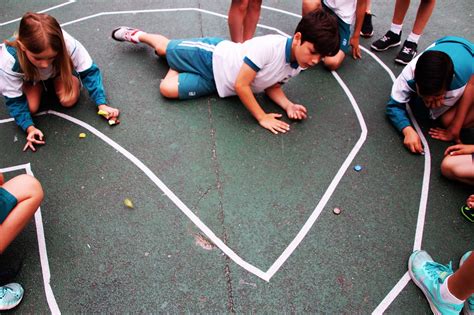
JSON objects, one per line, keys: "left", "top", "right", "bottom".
{"left": 0, "top": 286, "right": 19, "bottom": 299}
{"left": 467, "top": 297, "right": 474, "bottom": 309}
{"left": 424, "top": 261, "right": 453, "bottom": 281}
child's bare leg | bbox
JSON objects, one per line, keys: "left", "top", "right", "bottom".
{"left": 302, "top": 0, "right": 322, "bottom": 16}
{"left": 137, "top": 33, "right": 170, "bottom": 56}
{"left": 323, "top": 50, "right": 345, "bottom": 71}
{"left": 439, "top": 96, "right": 474, "bottom": 129}
{"left": 228, "top": 0, "right": 249, "bottom": 43}
{"left": 54, "top": 76, "right": 80, "bottom": 108}
{"left": 22, "top": 82, "right": 43, "bottom": 114}
{"left": 242, "top": 0, "right": 262, "bottom": 41}
{"left": 392, "top": 0, "right": 410, "bottom": 25}
{"left": 0, "top": 175, "right": 43, "bottom": 254}
{"left": 411, "top": 0, "right": 436, "bottom": 35}
{"left": 441, "top": 154, "right": 474, "bottom": 185}
{"left": 448, "top": 251, "right": 474, "bottom": 300}
{"left": 159, "top": 69, "right": 179, "bottom": 98}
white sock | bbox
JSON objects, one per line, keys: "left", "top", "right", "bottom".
{"left": 131, "top": 30, "right": 144, "bottom": 43}
{"left": 390, "top": 23, "right": 403, "bottom": 35}
{"left": 440, "top": 276, "right": 464, "bottom": 304}
{"left": 407, "top": 32, "right": 421, "bottom": 44}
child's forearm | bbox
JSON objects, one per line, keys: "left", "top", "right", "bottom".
{"left": 235, "top": 84, "right": 266, "bottom": 121}
{"left": 265, "top": 84, "right": 292, "bottom": 110}
{"left": 353, "top": 0, "right": 368, "bottom": 37}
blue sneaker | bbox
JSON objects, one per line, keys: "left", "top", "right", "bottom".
{"left": 408, "top": 250, "right": 463, "bottom": 315}
{"left": 0, "top": 283, "right": 24, "bottom": 310}
{"left": 460, "top": 251, "right": 474, "bottom": 315}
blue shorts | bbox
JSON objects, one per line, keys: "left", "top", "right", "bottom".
{"left": 323, "top": 3, "right": 351, "bottom": 53}
{"left": 166, "top": 37, "right": 224, "bottom": 99}
{"left": 0, "top": 187, "right": 17, "bottom": 224}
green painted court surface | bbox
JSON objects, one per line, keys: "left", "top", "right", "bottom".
{"left": 0, "top": 0, "right": 473, "bottom": 313}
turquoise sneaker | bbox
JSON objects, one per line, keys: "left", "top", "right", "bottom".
{"left": 408, "top": 250, "right": 463, "bottom": 315}
{"left": 460, "top": 251, "right": 474, "bottom": 315}
{"left": 0, "top": 283, "right": 24, "bottom": 310}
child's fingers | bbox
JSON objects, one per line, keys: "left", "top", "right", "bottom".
{"left": 23, "top": 142, "right": 36, "bottom": 152}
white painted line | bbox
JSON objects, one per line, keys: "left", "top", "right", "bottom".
{"left": 0, "top": 7, "right": 369, "bottom": 284}
{"left": 0, "top": 117, "right": 14, "bottom": 124}
{"left": 0, "top": 164, "right": 60, "bottom": 314}
{"left": 266, "top": 71, "right": 367, "bottom": 278}
{"left": 372, "top": 272, "right": 410, "bottom": 315}
{"left": 59, "top": 8, "right": 289, "bottom": 37}
{"left": 260, "top": 7, "right": 432, "bottom": 310}
{"left": 359, "top": 45, "right": 432, "bottom": 311}
{"left": 0, "top": 0, "right": 76, "bottom": 26}
{"left": 46, "top": 110, "right": 269, "bottom": 280}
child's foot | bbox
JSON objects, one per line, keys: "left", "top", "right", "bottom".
{"left": 460, "top": 251, "right": 474, "bottom": 315}
{"left": 371, "top": 30, "right": 401, "bottom": 51}
{"left": 0, "top": 283, "right": 24, "bottom": 311}
{"left": 360, "top": 13, "right": 374, "bottom": 38}
{"left": 394, "top": 40, "right": 417, "bottom": 65}
{"left": 408, "top": 250, "right": 463, "bottom": 314}
{"left": 111, "top": 26, "right": 142, "bottom": 43}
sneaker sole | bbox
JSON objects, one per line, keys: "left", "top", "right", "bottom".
{"left": 0, "top": 294, "right": 23, "bottom": 311}
{"left": 370, "top": 41, "right": 401, "bottom": 51}
{"left": 360, "top": 31, "right": 374, "bottom": 38}
{"left": 394, "top": 51, "right": 417, "bottom": 65}
{"left": 408, "top": 253, "right": 443, "bottom": 315}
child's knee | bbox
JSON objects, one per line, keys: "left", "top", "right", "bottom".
{"left": 59, "top": 93, "right": 79, "bottom": 108}
{"left": 20, "top": 175, "right": 44, "bottom": 201}
{"left": 159, "top": 80, "right": 179, "bottom": 99}
{"left": 324, "top": 51, "right": 345, "bottom": 71}
{"left": 441, "top": 156, "right": 457, "bottom": 179}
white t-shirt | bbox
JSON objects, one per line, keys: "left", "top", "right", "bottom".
{"left": 212, "top": 34, "right": 303, "bottom": 98}
{"left": 323, "top": 0, "right": 356, "bottom": 25}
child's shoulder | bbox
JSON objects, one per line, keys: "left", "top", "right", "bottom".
{"left": 244, "top": 34, "right": 287, "bottom": 49}
{"left": 0, "top": 43, "right": 20, "bottom": 73}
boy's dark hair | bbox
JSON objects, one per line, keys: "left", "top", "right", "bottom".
{"left": 415, "top": 51, "right": 454, "bottom": 96}
{"left": 295, "top": 9, "right": 339, "bottom": 57}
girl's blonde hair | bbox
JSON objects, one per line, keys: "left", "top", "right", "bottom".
{"left": 6, "top": 12, "right": 75, "bottom": 99}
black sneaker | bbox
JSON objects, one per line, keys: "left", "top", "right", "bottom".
{"left": 461, "top": 204, "right": 474, "bottom": 223}
{"left": 371, "top": 30, "right": 401, "bottom": 51}
{"left": 394, "top": 40, "right": 417, "bottom": 64}
{"left": 360, "top": 13, "right": 374, "bottom": 38}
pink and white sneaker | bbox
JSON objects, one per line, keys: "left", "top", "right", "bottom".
{"left": 111, "top": 26, "right": 142, "bottom": 43}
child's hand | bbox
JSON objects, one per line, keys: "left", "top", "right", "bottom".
{"left": 428, "top": 127, "right": 460, "bottom": 143}
{"left": 467, "top": 195, "right": 474, "bottom": 209}
{"left": 350, "top": 37, "right": 362, "bottom": 59}
{"left": 98, "top": 104, "right": 120, "bottom": 120}
{"left": 24, "top": 126, "right": 45, "bottom": 152}
{"left": 286, "top": 104, "right": 307, "bottom": 120}
{"left": 402, "top": 127, "right": 423, "bottom": 154}
{"left": 444, "top": 144, "right": 474, "bottom": 156}
{"left": 259, "top": 113, "right": 290, "bottom": 134}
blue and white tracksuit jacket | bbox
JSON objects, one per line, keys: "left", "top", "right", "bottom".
{"left": 386, "top": 36, "right": 474, "bottom": 132}
{"left": 0, "top": 30, "right": 107, "bottom": 131}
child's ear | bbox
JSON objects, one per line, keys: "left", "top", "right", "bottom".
{"left": 16, "top": 40, "right": 26, "bottom": 51}
{"left": 293, "top": 32, "right": 302, "bottom": 44}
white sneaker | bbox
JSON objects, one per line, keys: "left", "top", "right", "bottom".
{"left": 0, "top": 283, "right": 24, "bottom": 310}
{"left": 111, "top": 26, "right": 142, "bottom": 43}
